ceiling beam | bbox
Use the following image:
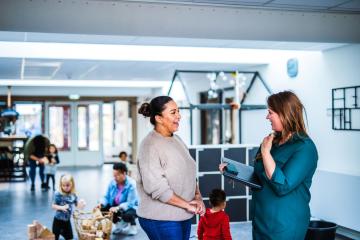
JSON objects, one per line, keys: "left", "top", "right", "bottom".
{"left": 0, "top": 0, "right": 359, "bottom": 43}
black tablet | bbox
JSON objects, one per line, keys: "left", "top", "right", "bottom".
{"left": 222, "top": 157, "right": 262, "bottom": 189}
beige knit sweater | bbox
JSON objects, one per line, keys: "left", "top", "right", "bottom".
{"left": 136, "top": 130, "right": 196, "bottom": 221}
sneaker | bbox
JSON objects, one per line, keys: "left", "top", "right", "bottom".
{"left": 120, "top": 225, "right": 138, "bottom": 236}
{"left": 112, "top": 220, "right": 129, "bottom": 234}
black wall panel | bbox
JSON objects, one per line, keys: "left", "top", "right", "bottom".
{"left": 226, "top": 198, "right": 247, "bottom": 222}
{"left": 199, "top": 174, "right": 222, "bottom": 197}
{"left": 189, "top": 148, "right": 196, "bottom": 162}
{"left": 203, "top": 199, "right": 211, "bottom": 209}
{"left": 224, "top": 148, "right": 246, "bottom": 164}
{"left": 198, "top": 148, "right": 221, "bottom": 172}
{"left": 249, "top": 199, "right": 253, "bottom": 221}
{"left": 224, "top": 178, "right": 246, "bottom": 196}
{"left": 191, "top": 214, "right": 197, "bottom": 224}
{"left": 248, "top": 147, "right": 259, "bottom": 166}
{"left": 192, "top": 145, "right": 259, "bottom": 223}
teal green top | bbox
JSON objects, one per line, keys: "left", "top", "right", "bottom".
{"left": 252, "top": 134, "right": 318, "bottom": 240}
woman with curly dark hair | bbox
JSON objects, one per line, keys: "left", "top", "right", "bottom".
{"left": 136, "top": 96, "right": 205, "bottom": 240}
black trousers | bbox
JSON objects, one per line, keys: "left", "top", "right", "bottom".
{"left": 46, "top": 174, "right": 55, "bottom": 189}
{"left": 101, "top": 204, "right": 137, "bottom": 225}
{"left": 52, "top": 217, "right": 73, "bottom": 240}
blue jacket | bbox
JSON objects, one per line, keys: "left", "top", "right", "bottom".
{"left": 101, "top": 176, "right": 138, "bottom": 211}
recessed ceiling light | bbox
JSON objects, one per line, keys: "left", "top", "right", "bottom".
{"left": 69, "top": 94, "right": 80, "bottom": 100}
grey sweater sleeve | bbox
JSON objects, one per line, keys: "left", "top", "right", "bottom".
{"left": 138, "top": 143, "right": 174, "bottom": 203}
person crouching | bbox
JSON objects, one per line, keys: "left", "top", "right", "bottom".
{"left": 98, "top": 162, "right": 139, "bottom": 236}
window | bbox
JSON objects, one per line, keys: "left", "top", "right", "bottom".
{"left": 15, "top": 103, "right": 43, "bottom": 137}
{"left": 49, "top": 105, "right": 71, "bottom": 151}
{"left": 77, "top": 104, "right": 99, "bottom": 151}
{"left": 102, "top": 103, "right": 114, "bottom": 159}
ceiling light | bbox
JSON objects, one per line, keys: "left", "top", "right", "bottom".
{"left": 69, "top": 94, "right": 80, "bottom": 100}
{"left": 0, "top": 41, "right": 321, "bottom": 64}
{"left": 0, "top": 80, "right": 168, "bottom": 88}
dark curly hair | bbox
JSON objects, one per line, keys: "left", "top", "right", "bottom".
{"left": 138, "top": 96, "right": 173, "bottom": 125}
{"left": 209, "top": 189, "right": 226, "bottom": 207}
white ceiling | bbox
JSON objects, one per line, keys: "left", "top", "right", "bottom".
{"left": 0, "top": 0, "right": 358, "bottom": 96}
{"left": 0, "top": 31, "right": 347, "bottom": 85}
{"left": 91, "top": 0, "right": 360, "bottom": 13}
{"left": 0, "top": 57, "right": 261, "bottom": 81}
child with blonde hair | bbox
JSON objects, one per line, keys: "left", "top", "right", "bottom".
{"left": 52, "top": 174, "right": 85, "bottom": 240}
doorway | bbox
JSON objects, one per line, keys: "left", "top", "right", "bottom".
{"left": 45, "top": 101, "right": 103, "bottom": 166}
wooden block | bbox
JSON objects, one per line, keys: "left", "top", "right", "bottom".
{"left": 27, "top": 224, "right": 37, "bottom": 239}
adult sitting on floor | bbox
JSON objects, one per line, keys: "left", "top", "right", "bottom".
{"left": 98, "top": 162, "right": 139, "bottom": 236}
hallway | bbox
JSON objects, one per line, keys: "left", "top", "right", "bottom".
{"left": 0, "top": 165, "right": 252, "bottom": 239}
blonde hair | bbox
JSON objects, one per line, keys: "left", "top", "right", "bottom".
{"left": 59, "top": 174, "right": 76, "bottom": 195}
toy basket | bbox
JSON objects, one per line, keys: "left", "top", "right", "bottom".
{"left": 73, "top": 209, "right": 113, "bottom": 240}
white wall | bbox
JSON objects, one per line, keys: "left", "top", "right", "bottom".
{"left": 242, "top": 44, "right": 360, "bottom": 231}
{"left": 248, "top": 45, "right": 360, "bottom": 176}
{"left": 134, "top": 45, "right": 360, "bottom": 230}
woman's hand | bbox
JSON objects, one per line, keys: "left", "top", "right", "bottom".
{"left": 190, "top": 199, "right": 206, "bottom": 216}
{"left": 185, "top": 203, "right": 197, "bottom": 214}
{"left": 39, "top": 157, "right": 47, "bottom": 164}
{"left": 261, "top": 133, "right": 276, "bottom": 179}
{"left": 109, "top": 206, "right": 120, "bottom": 213}
{"left": 219, "top": 163, "right": 228, "bottom": 173}
{"left": 261, "top": 133, "right": 274, "bottom": 156}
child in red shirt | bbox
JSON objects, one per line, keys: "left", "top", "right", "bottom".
{"left": 197, "top": 189, "right": 232, "bottom": 240}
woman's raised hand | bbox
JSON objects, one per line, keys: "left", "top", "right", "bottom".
{"left": 261, "top": 133, "right": 275, "bottom": 156}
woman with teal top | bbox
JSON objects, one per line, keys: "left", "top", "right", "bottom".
{"left": 254, "top": 90, "right": 318, "bottom": 240}
{"left": 222, "top": 91, "right": 318, "bottom": 240}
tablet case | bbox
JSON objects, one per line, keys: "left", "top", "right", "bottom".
{"left": 222, "top": 157, "right": 262, "bottom": 189}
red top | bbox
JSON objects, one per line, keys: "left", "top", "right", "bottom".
{"left": 197, "top": 208, "right": 232, "bottom": 240}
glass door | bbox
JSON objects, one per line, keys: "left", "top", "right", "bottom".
{"left": 45, "top": 103, "right": 73, "bottom": 165}
{"left": 75, "top": 102, "right": 102, "bottom": 166}
{"left": 102, "top": 101, "right": 133, "bottom": 163}
{"left": 45, "top": 101, "right": 103, "bottom": 166}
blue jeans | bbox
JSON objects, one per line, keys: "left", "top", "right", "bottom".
{"left": 139, "top": 217, "right": 191, "bottom": 240}
{"left": 29, "top": 161, "right": 45, "bottom": 186}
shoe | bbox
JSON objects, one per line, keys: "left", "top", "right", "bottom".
{"left": 112, "top": 220, "right": 129, "bottom": 234}
{"left": 30, "top": 185, "right": 35, "bottom": 191}
{"left": 121, "top": 225, "right": 138, "bottom": 236}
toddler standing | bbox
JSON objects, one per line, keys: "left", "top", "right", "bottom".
{"left": 52, "top": 174, "right": 85, "bottom": 240}
{"left": 197, "top": 189, "right": 232, "bottom": 240}
{"left": 44, "top": 144, "right": 59, "bottom": 190}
